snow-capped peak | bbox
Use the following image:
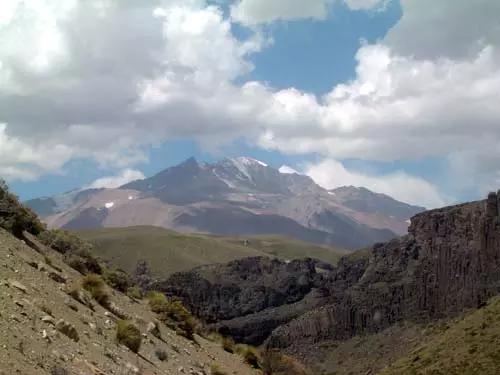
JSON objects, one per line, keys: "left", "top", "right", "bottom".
{"left": 279, "top": 165, "right": 299, "bottom": 175}
{"left": 229, "top": 156, "right": 268, "bottom": 167}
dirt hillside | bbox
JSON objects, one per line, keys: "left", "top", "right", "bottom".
{"left": 0, "top": 228, "right": 261, "bottom": 375}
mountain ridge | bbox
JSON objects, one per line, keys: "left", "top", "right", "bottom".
{"left": 24, "top": 156, "right": 425, "bottom": 249}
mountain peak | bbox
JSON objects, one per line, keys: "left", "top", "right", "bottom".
{"left": 224, "top": 156, "right": 268, "bottom": 168}
{"left": 178, "top": 156, "right": 199, "bottom": 167}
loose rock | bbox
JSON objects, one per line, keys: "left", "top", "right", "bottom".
{"left": 55, "top": 319, "right": 79, "bottom": 342}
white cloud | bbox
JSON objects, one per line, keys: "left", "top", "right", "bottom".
{"left": 305, "top": 158, "right": 447, "bottom": 208}
{"left": 384, "top": 0, "right": 500, "bottom": 60}
{"left": 230, "top": 0, "right": 386, "bottom": 25}
{"left": 1, "top": 0, "right": 500, "bottom": 205}
{"left": 230, "top": 0, "right": 334, "bottom": 25}
{"left": 86, "top": 169, "right": 145, "bottom": 189}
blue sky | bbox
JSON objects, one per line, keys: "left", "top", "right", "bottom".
{"left": 2, "top": 0, "right": 500, "bottom": 208}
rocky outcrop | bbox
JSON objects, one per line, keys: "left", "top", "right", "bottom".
{"left": 266, "top": 192, "right": 500, "bottom": 350}
{"left": 149, "top": 256, "right": 368, "bottom": 345}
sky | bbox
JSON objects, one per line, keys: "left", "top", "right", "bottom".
{"left": 1, "top": 0, "right": 499, "bottom": 209}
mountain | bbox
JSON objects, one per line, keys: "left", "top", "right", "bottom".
{"left": 25, "top": 156, "right": 424, "bottom": 249}
{"left": 148, "top": 190, "right": 500, "bottom": 374}
{"left": 23, "top": 187, "right": 104, "bottom": 217}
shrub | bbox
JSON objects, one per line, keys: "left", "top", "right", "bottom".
{"left": 241, "top": 345, "right": 261, "bottom": 369}
{"left": 0, "top": 180, "right": 44, "bottom": 238}
{"left": 116, "top": 320, "right": 142, "bottom": 353}
{"left": 81, "top": 274, "right": 110, "bottom": 307}
{"left": 147, "top": 293, "right": 198, "bottom": 340}
{"left": 211, "top": 364, "right": 228, "bottom": 375}
{"left": 155, "top": 348, "right": 168, "bottom": 361}
{"left": 39, "top": 229, "right": 102, "bottom": 275}
{"left": 261, "top": 349, "right": 310, "bottom": 375}
{"left": 222, "top": 337, "right": 235, "bottom": 353}
{"left": 126, "top": 286, "right": 143, "bottom": 300}
{"left": 103, "top": 268, "right": 133, "bottom": 293}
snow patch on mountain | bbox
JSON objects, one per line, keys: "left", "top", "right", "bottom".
{"left": 279, "top": 165, "right": 300, "bottom": 175}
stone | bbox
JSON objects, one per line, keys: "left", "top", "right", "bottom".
{"left": 48, "top": 271, "right": 66, "bottom": 284}
{"left": 41, "top": 315, "right": 56, "bottom": 325}
{"left": 55, "top": 319, "right": 79, "bottom": 342}
{"left": 8, "top": 280, "right": 27, "bottom": 293}
{"left": 146, "top": 321, "right": 161, "bottom": 338}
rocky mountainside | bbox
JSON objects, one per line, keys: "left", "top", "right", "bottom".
{"left": 0, "top": 228, "right": 262, "bottom": 375}
{"left": 268, "top": 191, "right": 500, "bottom": 352}
{"left": 25, "top": 157, "right": 424, "bottom": 249}
{"left": 149, "top": 191, "right": 500, "bottom": 372}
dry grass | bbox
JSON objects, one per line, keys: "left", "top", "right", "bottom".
{"left": 116, "top": 320, "right": 142, "bottom": 354}
{"left": 81, "top": 274, "right": 110, "bottom": 307}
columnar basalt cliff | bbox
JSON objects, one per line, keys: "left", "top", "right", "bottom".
{"left": 266, "top": 192, "right": 500, "bottom": 350}
{"left": 149, "top": 256, "right": 368, "bottom": 345}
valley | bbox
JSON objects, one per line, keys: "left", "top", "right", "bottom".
{"left": 3, "top": 179, "right": 500, "bottom": 374}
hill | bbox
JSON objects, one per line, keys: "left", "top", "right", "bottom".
{"left": 0, "top": 226, "right": 265, "bottom": 375}
{"left": 26, "top": 156, "right": 423, "bottom": 249}
{"left": 77, "top": 226, "right": 349, "bottom": 277}
{"left": 288, "top": 296, "right": 500, "bottom": 375}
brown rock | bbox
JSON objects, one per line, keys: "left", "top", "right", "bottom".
{"left": 55, "top": 319, "right": 79, "bottom": 342}
{"left": 8, "top": 280, "right": 27, "bottom": 293}
{"left": 48, "top": 271, "right": 67, "bottom": 284}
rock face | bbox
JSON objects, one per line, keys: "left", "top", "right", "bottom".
{"left": 266, "top": 192, "right": 500, "bottom": 350}
{"left": 149, "top": 256, "right": 365, "bottom": 345}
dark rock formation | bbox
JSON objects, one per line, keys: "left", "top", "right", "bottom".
{"left": 149, "top": 256, "right": 368, "bottom": 345}
{"left": 266, "top": 192, "right": 500, "bottom": 350}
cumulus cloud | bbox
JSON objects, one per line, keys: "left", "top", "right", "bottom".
{"left": 305, "top": 158, "right": 447, "bottom": 208}
{"left": 86, "top": 169, "right": 145, "bottom": 189}
{"left": 1, "top": 0, "right": 500, "bottom": 205}
{"left": 230, "top": 0, "right": 386, "bottom": 25}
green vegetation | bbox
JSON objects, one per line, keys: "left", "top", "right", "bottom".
{"left": 116, "top": 320, "right": 142, "bottom": 353}
{"left": 261, "top": 349, "right": 311, "bottom": 375}
{"left": 210, "top": 364, "right": 228, "bottom": 375}
{"left": 81, "top": 274, "right": 110, "bottom": 307}
{"left": 222, "top": 234, "right": 348, "bottom": 266}
{"left": 377, "top": 297, "right": 500, "bottom": 375}
{"left": 103, "top": 267, "right": 134, "bottom": 292}
{"left": 38, "top": 229, "right": 102, "bottom": 275}
{"left": 147, "top": 291, "right": 199, "bottom": 340}
{"left": 0, "top": 179, "right": 44, "bottom": 239}
{"left": 126, "top": 286, "right": 143, "bottom": 300}
{"left": 78, "top": 226, "right": 348, "bottom": 277}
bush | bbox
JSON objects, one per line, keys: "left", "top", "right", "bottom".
{"left": 147, "top": 293, "right": 198, "bottom": 340}
{"left": 81, "top": 274, "right": 110, "bottom": 307}
{"left": 261, "top": 349, "right": 310, "bottom": 375}
{"left": 39, "top": 229, "right": 102, "bottom": 275}
{"left": 155, "top": 348, "right": 168, "bottom": 361}
{"left": 222, "top": 337, "right": 235, "bottom": 353}
{"left": 211, "top": 364, "right": 228, "bottom": 375}
{"left": 0, "top": 180, "right": 44, "bottom": 238}
{"left": 126, "top": 286, "right": 143, "bottom": 300}
{"left": 116, "top": 320, "right": 142, "bottom": 353}
{"left": 241, "top": 346, "right": 261, "bottom": 369}
{"left": 104, "top": 268, "right": 133, "bottom": 293}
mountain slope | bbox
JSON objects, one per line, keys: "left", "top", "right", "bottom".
{"left": 26, "top": 156, "right": 424, "bottom": 249}
{"left": 78, "top": 226, "right": 348, "bottom": 277}
{"left": 0, "top": 227, "right": 262, "bottom": 375}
